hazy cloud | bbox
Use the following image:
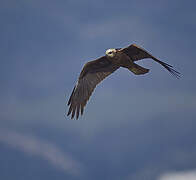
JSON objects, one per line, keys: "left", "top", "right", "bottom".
{"left": 0, "top": 129, "right": 83, "bottom": 176}
{"left": 159, "top": 170, "right": 196, "bottom": 180}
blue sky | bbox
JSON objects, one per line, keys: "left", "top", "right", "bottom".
{"left": 1, "top": 0, "right": 196, "bottom": 179}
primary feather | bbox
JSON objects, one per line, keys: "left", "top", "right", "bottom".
{"left": 67, "top": 56, "right": 119, "bottom": 119}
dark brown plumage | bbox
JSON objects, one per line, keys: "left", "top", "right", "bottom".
{"left": 67, "top": 44, "right": 180, "bottom": 119}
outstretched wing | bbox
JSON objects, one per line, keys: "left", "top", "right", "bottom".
{"left": 67, "top": 56, "right": 119, "bottom": 119}
{"left": 120, "top": 44, "right": 180, "bottom": 78}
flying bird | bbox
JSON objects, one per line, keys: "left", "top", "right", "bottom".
{"left": 67, "top": 44, "right": 180, "bottom": 119}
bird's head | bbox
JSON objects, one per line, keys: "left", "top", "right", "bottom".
{"left": 105, "top": 48, "right": 117, "bottom": 58}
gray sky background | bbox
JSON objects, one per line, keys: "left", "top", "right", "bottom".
{"left": 0, "top": 0, "right": 196, "bottom": 180}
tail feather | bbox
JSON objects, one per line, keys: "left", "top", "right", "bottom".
{"left": 127, "top": 63, "right": 149, "bottom": 75}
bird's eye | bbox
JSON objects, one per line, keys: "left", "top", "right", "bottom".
{"left": 108, "top": 52, "right": 112, "bottom": 54}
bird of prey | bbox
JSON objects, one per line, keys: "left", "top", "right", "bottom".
{"left": 67, "top": 44, "right": 180, "bottom": 119}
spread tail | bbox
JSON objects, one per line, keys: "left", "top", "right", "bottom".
{"left": 127, "top": 63, "right": 149, "bottom": 75}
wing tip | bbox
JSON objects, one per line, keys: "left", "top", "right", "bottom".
{"left": 67, "top": 102, "right": 84, "bottom": 120}
{"left": 151, "top": 57, "right": 181, "bottom": 79}
{"left": 162, "top": 62, "right": 181, "bottom": 79}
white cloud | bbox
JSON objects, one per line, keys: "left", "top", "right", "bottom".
{"left": 0, "top": 129, "right": 83, "bottom": 176}
{"left": 159, "top": 170, "right": 196, "bottom": 180}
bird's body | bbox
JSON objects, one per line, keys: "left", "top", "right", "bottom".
{"left": 107, "top": 49, "right": 129, "bottom": 66}
{"left": 67, "top": 44, "right": 180, "bottom": 119}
